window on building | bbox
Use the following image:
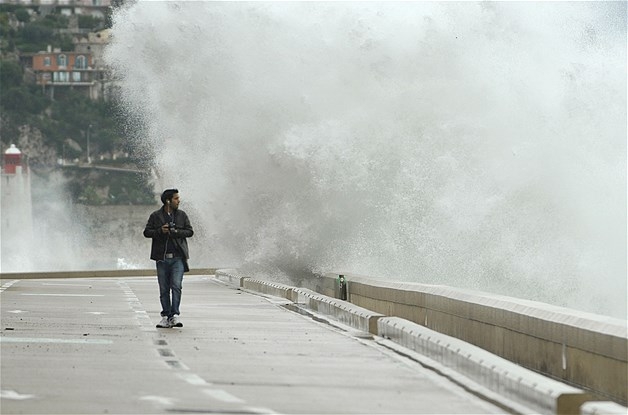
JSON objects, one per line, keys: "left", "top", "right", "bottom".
{"left": 72, "top": 72, "right": 81, "bottom": 82}
{"left": 44, "top": 57, "right": 51, "bottom": 66}
{"left": 57, "top": 54, "right": 67, "bottom": 67}
{"left": 55, "top": 71, "right": 69, "bottom": 82}
{"left": 75, "top": 55, "right": 87, "bottom": 69}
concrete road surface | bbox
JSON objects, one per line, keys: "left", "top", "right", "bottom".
{"left": 1, "top": 275, "right": 507, "bottom": 414}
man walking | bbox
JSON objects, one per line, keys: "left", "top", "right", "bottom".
{"left": 143, "top": 188, "right": 194, "bottom": 328}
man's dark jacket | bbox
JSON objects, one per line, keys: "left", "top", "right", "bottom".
{"left": 143, "top": 206, "right": 194, "bottom": 272}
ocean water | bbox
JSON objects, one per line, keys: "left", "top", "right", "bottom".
{"left": 105, "top": 2, "right": 626, "bottom": 318}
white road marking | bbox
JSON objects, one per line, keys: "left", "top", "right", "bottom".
{"left": 203, "top": 389, "right": 244, "bottom": 403}
{"left": 0, "top": 390, "right": 35, "bottom": 400}
{"left": 0, "top": 280, "right": 19, "bottom": 292}
{"left": 0, "top": 337, "right": 113, "bottom": 345}
{"left": 177, "top": 373, "right": 210, "bottom": 386}
{"left": 139, "top": 395, "right": 176, "bottom": 406}
{"left": 42, "top": 283, "right": 92, "bottom": 287}
{"left": 86, "top": 312, "right": 107, "bottom": 315}
{"left": 21, "top": 293, "right": 104, "bottom": 297}
{"left": 244, "top": 407, "right": 281, "bottom": 414}
{"left": 7, "top": 310, "right": 28, "bottom": 314}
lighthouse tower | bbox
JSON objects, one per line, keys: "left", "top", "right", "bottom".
{"left": 1, "top": 144, "right": 34, "bottom": 272}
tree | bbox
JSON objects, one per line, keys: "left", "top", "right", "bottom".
{"left": 0, "top": 59, "right": 23, "bottom": 87}
{"left": 14, "top": 7, "right": 30, "bottom": 23}
{"left": 18, "top": 21, "right": 53, "bottom": 52}
{"left": 1, "top": 86, "right": 46, "bottom": 114}
{"left": 41, "top": 13, "right": 69, "bottom": 29}
{"left": 78, "top": 15, "right": 103, "bottom": 30}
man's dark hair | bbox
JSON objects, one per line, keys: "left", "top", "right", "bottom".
{"left": 161, "top": 188, "right": 179, "bottom": 205}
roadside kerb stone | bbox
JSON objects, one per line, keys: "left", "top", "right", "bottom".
{"left": 291, "top": 288, "right": 384, "bottom": 335}
{"left": 378, "top": 316, "right": 592, "bottom": 415}
{"left": 214, "top": 270, "right": 384, "bottom": 335}
{"left": 215, "top": 268, "right": 248, "bottom": 287}
{"left": 243, "top": 279, "right": 296, "bottom": 302}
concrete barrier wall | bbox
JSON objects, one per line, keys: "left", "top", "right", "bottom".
{"left": 293, "top": 273, "right": 338, "bottom": 298}
{"left": 334, "top": 272, "right": 627, "bottom": 406}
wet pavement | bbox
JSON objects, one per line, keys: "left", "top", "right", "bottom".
{"left": 1, "top": 275, "right": 507, "bottom": 414}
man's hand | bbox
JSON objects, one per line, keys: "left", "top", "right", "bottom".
{"left": 161, "top": 224, "right": 170, "bottom": 234}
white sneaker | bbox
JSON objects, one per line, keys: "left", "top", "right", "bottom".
{"left": 169, "top": 316, "right": 183, "bottom": 328}
{"left": 156, "top": 316, "right": 171, "bottom": 328}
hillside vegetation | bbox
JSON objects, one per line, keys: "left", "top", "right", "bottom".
{"left": 0, "top": 5, "right": 155, "bottom": 205}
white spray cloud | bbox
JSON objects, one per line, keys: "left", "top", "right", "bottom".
{"left": 106, "top": 2, "right": 626, "bottom": 318}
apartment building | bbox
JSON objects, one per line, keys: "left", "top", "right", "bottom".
{"left": 21, "top": 27, "right": 112, "bottom": 100}
{"left": 31, "top": 47, "right": 99, "bottom": 99}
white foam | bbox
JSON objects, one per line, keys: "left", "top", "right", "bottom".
{"left": 106, "top": 2, "right": 626, "bottom": 318}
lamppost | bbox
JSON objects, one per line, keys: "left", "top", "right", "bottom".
{"left": 87, "top": 123, "right": 92, "bottom": 164}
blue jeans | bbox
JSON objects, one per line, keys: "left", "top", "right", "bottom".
{"left": 156, "top": 258, "right": 184, "bottom": 318}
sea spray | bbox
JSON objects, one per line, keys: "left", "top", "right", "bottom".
{"left": 106, "top": 2, "right": 626, "bottom": 318}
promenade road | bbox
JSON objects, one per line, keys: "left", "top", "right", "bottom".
{"left": 1, "top": 275, "right": 507, "bottom": 414}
